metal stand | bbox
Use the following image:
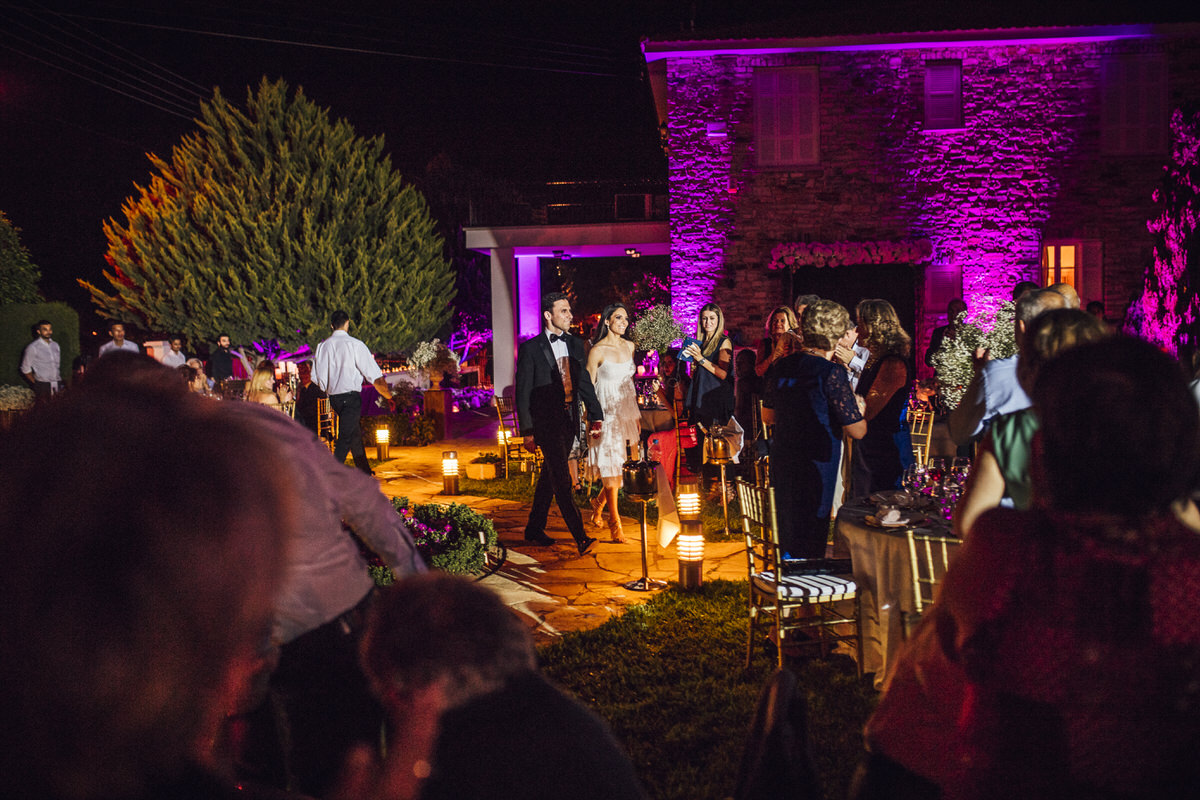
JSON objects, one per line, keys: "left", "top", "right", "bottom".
{"left": 623, "top": 494, "right": 666, "bottom": 592}
{"left": 716, "top": 461, "right": 731, "bottom": 537}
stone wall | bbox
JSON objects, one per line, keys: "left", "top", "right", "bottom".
{"left": 664, "top": 34, "right": 1200, "bottom": 364}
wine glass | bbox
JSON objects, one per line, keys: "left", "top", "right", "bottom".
{"left": 926, "top": 457, "right": 947, "bottom": 486}
{"left": 950, "top": 457, "right": 971, "bottom": 486}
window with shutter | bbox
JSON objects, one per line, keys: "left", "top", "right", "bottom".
{"left": 1101, "top": 54, "right": 1167, "bottom": 155}
{"left": 1041, "top": 240, "right": 1103, "bottom": 306}
{"left": 924, "top": 61, "right": 962, "bottom": 130}
{"left": 754, "top": 67, "right": 819, "bottom": 167}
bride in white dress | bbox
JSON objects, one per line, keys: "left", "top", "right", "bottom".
{"left": 585, "top": 303, "right": 642, "bottom": 542}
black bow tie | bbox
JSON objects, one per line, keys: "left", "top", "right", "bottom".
{"left": 549, "top": 333, "right": 564, "bottom": 343}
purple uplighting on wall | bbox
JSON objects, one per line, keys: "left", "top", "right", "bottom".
{"left": 516, "top": 255, "right": 541, "bottom": 340}
{"left": 654, "top": 23, "right": 1200, "bottom": 364}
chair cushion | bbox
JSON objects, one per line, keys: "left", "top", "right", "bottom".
{"left": 752, "top": 570, "right": 857, "bottom": 599}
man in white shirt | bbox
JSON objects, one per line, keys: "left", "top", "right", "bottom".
{"left": 313, "top": 310, "right": 394, "bottom": 474}
{"left": 20, "top": 319, "right": 61, "bottom": 399}
{"left": 160, "top": 336, "right": 187, "bottom": 368}
{"left": 98, "top": 322, "right": 141, "bottom": 358}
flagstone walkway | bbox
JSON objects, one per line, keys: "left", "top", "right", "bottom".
{"left": 368, "top": 408, "right": 748, "bottom": 643}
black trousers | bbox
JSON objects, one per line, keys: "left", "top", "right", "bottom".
{"left": 330, "top": 391, "right": 371, "bottom": 473}
{"left": 524, "top": 405, "right": 587, "bottom": 545}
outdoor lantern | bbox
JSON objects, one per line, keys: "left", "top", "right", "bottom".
{"left": 442, "top": 450, "right": 460, "bottom": 495}
{"left": 375, "top": 427, "right": 391, "bottom": 460}
{"left": 677, "top": 478, "right": 705, "bottom": 589}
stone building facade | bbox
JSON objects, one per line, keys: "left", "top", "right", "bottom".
{"left": 644, "top": 24, "right": 1200, "bottom": 370}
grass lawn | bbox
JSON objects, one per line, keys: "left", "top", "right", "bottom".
{"left": 537, "top": 580, "right": 878, "bottom": 800}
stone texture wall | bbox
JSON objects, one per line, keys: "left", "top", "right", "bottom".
{"left": 664, "top": 34, "right": 1200, "bottom": 365}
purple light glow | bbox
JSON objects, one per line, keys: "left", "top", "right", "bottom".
{"left": 516, "top": 255, "right": 541, "bottom": 340}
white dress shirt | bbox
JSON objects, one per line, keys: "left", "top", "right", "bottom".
{"left": 98, "top": 340, "right": 141, "bottom": 357}
{"left": 312, "top": 329, "right": 383, "bottom": 395}
{"left": 546, "top": 329, "right": 569, "bottom": 360}
{"left": 21, "top": 337, "right": 61, "bottom": 387}
{"left": 160, "top": 350, "right": 187, "bottom": 368}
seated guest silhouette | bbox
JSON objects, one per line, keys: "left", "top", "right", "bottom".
{"left": 360, "top": 573, "right": 647, "bottom": 800}
{"left": 855, "top": 336, "right": 1200, "bottom": 799}
{"left": 0, "top": 363, "right": 297, "bottom": 800}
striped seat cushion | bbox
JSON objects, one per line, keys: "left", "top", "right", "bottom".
{"left": 752, "top": 570, "right": 857, "bottom": 599}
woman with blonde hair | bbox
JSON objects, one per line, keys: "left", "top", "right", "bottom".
{"left": 755, "top": 305, "right": 802, "bottom": 378}
{"left": 766, "top": 300, "right": 867, "bottom": 557}
{"left": 682, "top": 303, "right": 734, "bottom": 476}
{"left": 245, "top": 359, "right": 292, "bottom": 410}
{"left": 852, "top": 299, "right": 913, "bottom": 495}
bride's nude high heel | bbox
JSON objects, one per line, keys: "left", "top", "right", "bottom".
{"left": 589, "top": 494, "right": 605, "bottom": 528}
{"left": 608, "top": 512, "right": 626, "bottom": 543}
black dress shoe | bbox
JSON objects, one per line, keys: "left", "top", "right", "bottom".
{"left": 576, "top": 536, "right": 597, "bottom": 556}
{"left": 523, "top": 532, "right": 555, "bottom": 546}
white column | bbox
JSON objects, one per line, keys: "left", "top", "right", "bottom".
{"left": 490, "top": 247, "right": 517, "bottom": 398}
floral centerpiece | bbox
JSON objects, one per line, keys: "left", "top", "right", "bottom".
{"left": 0, "top": 385, "right": 35, "bottom": 430}
{"left": 929, "top": 301, "right": 1017, "bottom": 408}
{"left": 408, "top": 339, "right": 460, "bottom": 388}
{"left": 631, "top": 303, "right": 685, "bottom": 354}
{"left": 0, "top": 385, "right": 35, "bottom": 412}
{"left": 365, "top": 497, "right": 498, "bottom": 580}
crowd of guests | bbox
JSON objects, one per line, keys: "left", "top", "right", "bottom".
{"left": 13, "top": 281, "right": 1200, "bottom": 798}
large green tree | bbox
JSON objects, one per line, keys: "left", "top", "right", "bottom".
{"left": 0, "top": 211, "right": 42, "bottom": 305}
{"left": 82, "top": 78, "right": 454, "bottom": 352}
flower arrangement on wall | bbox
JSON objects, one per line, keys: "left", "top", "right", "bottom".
{"left": 929, "top": 301, "right": 1017, "bottom": 408}
{"left": 768, "top": 239, "right": 933, "bottom": 270}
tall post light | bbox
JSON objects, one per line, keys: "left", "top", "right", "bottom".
{"left": 676, "top": 477, "right": 705, "bottom": 589}
{"left": 375, "top": 426, "right": 391, "bottom": 460}
{"left": 442, "top": 451, "right": 460, "bottom": 495}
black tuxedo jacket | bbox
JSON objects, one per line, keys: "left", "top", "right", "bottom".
{"left": 515, "top": 331, "right": 603, "bottom": 437}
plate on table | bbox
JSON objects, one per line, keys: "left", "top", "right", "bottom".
{"left": 869, "top": 490, "right": 917, "bottom": 508}
{"left": 865, "top": 514, "right": 926, "bottom": 529}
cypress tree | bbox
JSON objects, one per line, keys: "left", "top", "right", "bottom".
{"left": 82, "top": 78, "right": 455, "bottom": 352}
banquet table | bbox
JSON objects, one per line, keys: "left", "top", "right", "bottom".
{"left": 836, "top": 498, "right": 953, "bottom": 690}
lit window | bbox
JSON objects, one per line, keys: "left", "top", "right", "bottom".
{"left": 1101, "top": 53, "right": 1167, "bottom": 155}
{"left": 754, "top": 67, "right": 819, "bottom": 167}
{"left": 1042, "top": 240, "right": 1103, "bottom": 306}
{"left": 924, "top": 61, "right": 962, "bottom": 130}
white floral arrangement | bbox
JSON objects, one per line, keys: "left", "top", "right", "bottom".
{"left": 0, "top": 384, "right": 36, "bottom": 412}
{"left": 408, "top": 339, "right": 460, "bottom": 374}
{"left": 769, "top": 239, "right": 933, "bottom": 270}
{"left": 631, "top": 304, "right": 685, "bottom": 353}
{"left": 929, "top": 301, "right": 1017, "bottom": 408}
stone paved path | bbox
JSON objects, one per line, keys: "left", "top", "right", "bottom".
{"left": 368, "top": 407, "right": 748, "bottom": 643}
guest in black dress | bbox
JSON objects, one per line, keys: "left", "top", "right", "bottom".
{"left": 767, "top": 300, "right": 867, "bottom": 558}
{"left": 682, "top": 303, "right": 734, "bottom": 477}
{"left": 852, "top": 299, "right": 914, "bottom": 496}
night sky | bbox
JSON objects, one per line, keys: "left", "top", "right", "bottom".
{"left": 1, "top": 0, "right": 1195, "bottom": 322}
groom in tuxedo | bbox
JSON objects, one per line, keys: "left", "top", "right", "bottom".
{"left": 516, "top": 292, "right": 605, "bottom": 556}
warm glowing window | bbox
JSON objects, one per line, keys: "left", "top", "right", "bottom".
{"left": 1042, "top": 240, "right": 1103, "bottom": 307}
{"left": 754, "top": 67, "right": 819, "bottom": 167}
{"left": 924, "top": 61, "right": 962, "bottom": 130}
{"left": 1042, "top": 244, "right": 1076, "bottom": 289}
{"left": 1101, "top": 53, "right": 1167, "bottom": 155}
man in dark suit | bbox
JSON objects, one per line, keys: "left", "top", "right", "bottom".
{"left": 516, "top": 292, "right": 604, "bottom": 556}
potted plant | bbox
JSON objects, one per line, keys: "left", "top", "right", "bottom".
{"left": 465, "top": 452, "right": 502, "bottom": 480}
{"left": 409, "top": 339, "right": 460, "bottom": 390}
